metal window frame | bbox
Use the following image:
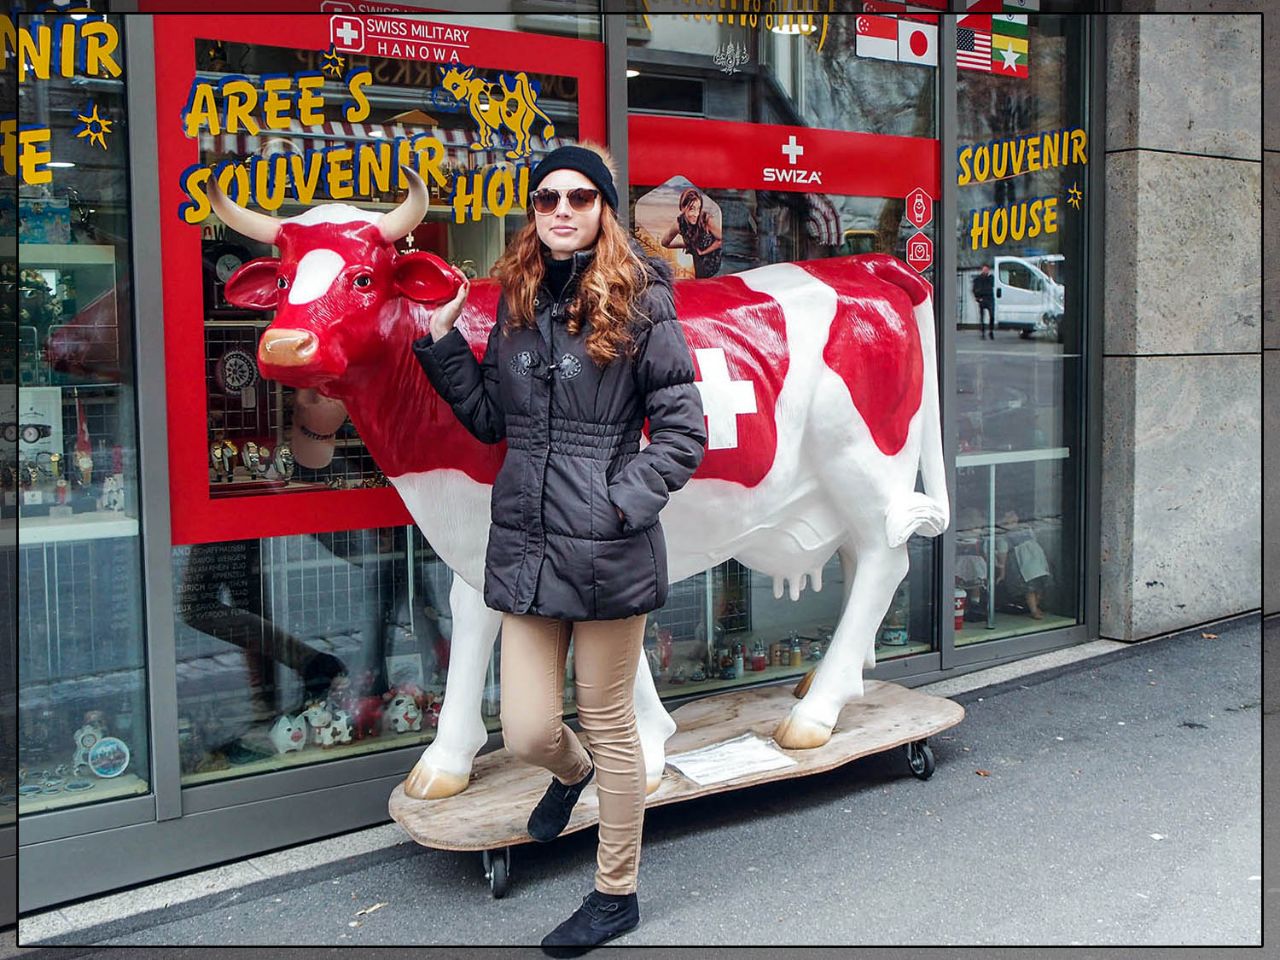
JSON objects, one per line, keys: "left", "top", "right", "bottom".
{"left": 16, "top": 8, "right": 1107, "bottom": 914}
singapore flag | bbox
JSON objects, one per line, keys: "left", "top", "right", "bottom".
{"left": 898, "top": 19, "right": 937, "bottom": 66}
{"left": 855, "top": 14, "right": 899, "bottom": 61}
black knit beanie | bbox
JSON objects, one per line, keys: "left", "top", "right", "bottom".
{"left": 528, "top": 145, "right": 618, "bottom": 212}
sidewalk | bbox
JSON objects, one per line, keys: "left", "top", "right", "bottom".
{"left": 8, "top": 615, "right": 1264, "bottom": 951}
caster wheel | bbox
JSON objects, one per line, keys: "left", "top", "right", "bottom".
{"left": 905, "top": 740, "right": 935, "bottom": 780}
{"left": 482, "top": 847, "right": 511, "bottom": 899}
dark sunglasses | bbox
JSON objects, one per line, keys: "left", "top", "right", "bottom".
{"left": 530, "top": 187, "right": 599, "bottom": 215}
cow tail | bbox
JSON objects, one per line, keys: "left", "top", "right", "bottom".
{"left": 862, "top": 255, "right": 950, "bottom": 547}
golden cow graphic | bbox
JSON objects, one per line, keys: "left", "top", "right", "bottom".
{"left": 440, "top": 66, "right": 555, "bottom": 160}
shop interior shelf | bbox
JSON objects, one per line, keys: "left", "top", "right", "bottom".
{"left": 18, "top": 513, "right": 139, "bottom": 546}
{"left": 179, "top": 714, "right": 505, "bottom": 787}
{"left": 955, "top": 610, "right": 1077, "bottom": 645}
{"left": 17, "top": 772, "right": 149, "bottom": 817}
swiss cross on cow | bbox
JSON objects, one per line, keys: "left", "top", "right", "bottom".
{"left": 693, "top": 347, "right": 757, "bottom": 450}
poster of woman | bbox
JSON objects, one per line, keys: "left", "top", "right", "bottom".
{"left": 633, "top": 177, "right": 724, "bottom": 279}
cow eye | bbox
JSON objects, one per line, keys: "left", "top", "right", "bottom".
{"left": 276, "top": 276, "right": 289, "bottom": 290}
{"left": 354, "top": 274, "right": 372, "bottom": 288}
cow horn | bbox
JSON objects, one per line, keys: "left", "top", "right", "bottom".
{"left": 379, "top": 166, "right": 429, "bottom": 244}
{"left": 208, "top": 175, "right": 280, "bottom": 245}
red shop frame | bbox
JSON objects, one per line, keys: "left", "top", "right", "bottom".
{"left": 153, "top": 15, "right": 605, "bottom": 545}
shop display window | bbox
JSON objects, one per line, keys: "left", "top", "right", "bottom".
{"left": 155, "top": 13, "right": 605, "bottom": 782}
{"left": 953, "top": 14, "right": 1088, "bottom": 643}
{"left": 625, "top": 5, "right": 942, "bottom": 686}
{"left": 173, "top": 526, "right": 472, "bottom": 780}
{"left": 15, "top": 14, "right": 151, "bottom": 815}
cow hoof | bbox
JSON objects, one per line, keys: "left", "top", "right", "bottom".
{"left": 645, "top": 774, "right": 663, "bottom": 796}
{"left": 403, "top": 760, "right": 471, "bottom": 800}
{"left": 773, "top": 710, "right": 833, "bottom": 750}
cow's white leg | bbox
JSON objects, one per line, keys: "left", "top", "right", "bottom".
{"left": 404, "top": 576, "right": 501, "bottom": 799}
{"left": 775, "top": 543, "right": 909, "bottom": 749}
{"left": 632, "top": 646, "right": 677, "bottom": 794}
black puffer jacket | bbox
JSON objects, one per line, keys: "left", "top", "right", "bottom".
{"left": 412, "top": 248, "right": 707, "bottom": 622}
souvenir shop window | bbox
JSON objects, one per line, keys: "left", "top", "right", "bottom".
{"left": 952, "top": 14, "right": 1089, "bottom": 643}
{"left": 171, "top": 526, "right": 464, "bottom": 783}
{"left": 13, "top": 13, "right": 151, "bottom": 815}
{"left": 154, "top": 14, "right": 603, "bottom": 544}
{"left": 636, "top": 538, "right": 936, "bottom": 700}
{"left": 191, "top": 37, "right": 584, "bottom": 505}
{"left": 626, "top": 1, "right": 938, "bottom": 140}
{"left": 154, "top": 14, "right": 604, "bottom": 777}
{"left": 625, "top": 177, "right": 941, "bottom": 686}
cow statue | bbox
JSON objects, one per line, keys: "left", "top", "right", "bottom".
{"left": 208, "top": 167, "right": 948, "bottom": 801}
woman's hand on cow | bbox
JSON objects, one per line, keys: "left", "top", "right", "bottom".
{"left": 429, "top": 270, "right": 470, "bottom": 342}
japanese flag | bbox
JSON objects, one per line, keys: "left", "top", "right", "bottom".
{"left": 898, "top": 19, "right": 937, "bottom": 66}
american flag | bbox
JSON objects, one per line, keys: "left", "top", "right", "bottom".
{"left": 957, "top": 26, "right": 992, "bottom": 72}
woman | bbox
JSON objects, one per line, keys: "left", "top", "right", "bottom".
{"left": 412, "top": 143, "right": 706, "bottom": 952}
{"left": 660, "top": 187, "right": 723, "bottom": 278}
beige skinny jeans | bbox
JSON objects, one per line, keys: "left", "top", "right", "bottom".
{"left": 499, "top": 612, "right": 647, "bottom": 895}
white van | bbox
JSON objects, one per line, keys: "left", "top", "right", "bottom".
{"left": 993, "top": 254, "right": 1064, "bottom": 338}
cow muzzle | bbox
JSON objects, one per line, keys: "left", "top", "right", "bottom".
{"left": 259, "top": 328, "right": 319, "bottom": 367}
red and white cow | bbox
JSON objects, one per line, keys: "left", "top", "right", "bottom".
{"left": 209, "top": 169, "right": 948, "bottom": 801}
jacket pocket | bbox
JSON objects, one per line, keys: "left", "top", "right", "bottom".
{"left": 590, "top": 461, "right": 626, "bottom": 541}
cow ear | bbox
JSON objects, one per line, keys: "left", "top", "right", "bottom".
{"left": 394, "top": 251, "right": 463, "bottom": 304}
{"left": 224, "top": 257, "right": 281, "bottom": 310}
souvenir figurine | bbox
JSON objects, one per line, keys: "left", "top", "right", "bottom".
{"left": 252, "top": 443, "right": 272, "bottom": 479}
{"left": 240, "top": 441, "right": 262, "bottom": 477}
{"left": 346, "top": 695, "right": 383, "bottom": 740}
{"left": 326, "top": 671, "right": 351, "bottom": 708}
{"left": 71, "top": 715, "right": 106, "bottom": 769}
{"left": 97, "top": 473, "right": 125, "bottom": 511}
{"left": 301, "top": 699, "right": 354, "bottom": 748}
{"left": 73, "top": 392, "right": 94, "bottom": 487}
{"left": 268, "top": 443, "right": 295, "bottom": 481}
{"left": 210, "top": 439, "right": 237, "bottom": 482}
{"left": 269, "top": 714, "right": 307, "bottom": 754}
{"left": 383, "top": 692, "right": 422, "bottom": 734}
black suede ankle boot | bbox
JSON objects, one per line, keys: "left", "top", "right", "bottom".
{"left": 527, "top": 763, "right": 594, "bottom": 843}
{"left": 540, "top": 890, "right": 640, "bottom": 956}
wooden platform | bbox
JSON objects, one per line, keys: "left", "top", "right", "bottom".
{"left": 389, "top": 680, "right": 964, "bottom": 852}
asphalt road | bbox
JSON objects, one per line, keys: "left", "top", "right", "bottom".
{"left": 16, "top": 616, "right": 1264, "bottom": 952}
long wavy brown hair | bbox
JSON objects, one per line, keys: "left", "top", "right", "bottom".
{"left": 491, "top": 144, "right": 650, "bottom": 366}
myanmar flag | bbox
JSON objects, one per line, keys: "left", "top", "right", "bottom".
{"left": 992, "top": 13, "right": 1029, "bottom": 76}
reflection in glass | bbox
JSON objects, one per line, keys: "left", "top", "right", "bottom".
{"left": 173, "top": 527, "right": 468, "bottom": 783}
{"left": 16, "top": 15, "right": 150, "bottom": 814}
{"left": 953, "top": 15, "right": 1087, "bottom": 642}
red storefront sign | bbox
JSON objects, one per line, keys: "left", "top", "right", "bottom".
{"left": 330, "top": 13, "right": 472, "bottom": 62}
{"left": 629, "top": 115, "right": 939, "bottom": 200}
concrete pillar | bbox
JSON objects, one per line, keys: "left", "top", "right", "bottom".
{"left": 1100, "top": 13, "right": 1262, "bottom": 640}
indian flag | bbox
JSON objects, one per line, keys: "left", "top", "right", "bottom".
{"left": 992, "top": 14, "right": 1028, "bottom": 76}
